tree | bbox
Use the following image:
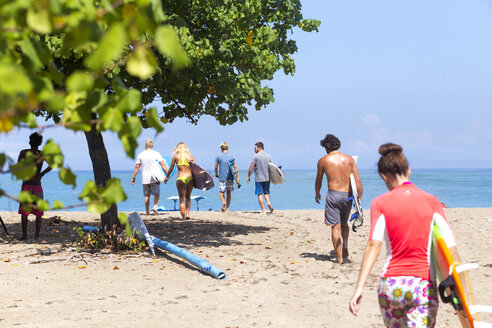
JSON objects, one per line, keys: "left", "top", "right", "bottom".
{"left": 0, "top": 0, "right": 320, "bottom": 229}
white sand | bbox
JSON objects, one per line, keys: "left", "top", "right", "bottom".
{"left": 1, "top": 208, "right": 491, "bottom": 327}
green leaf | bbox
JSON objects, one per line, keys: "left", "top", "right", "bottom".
{"left": 10, "top": 152, "right": 37, "bottom": 181}
{"left": 154, "top": 26, "right": 190, "bottom": 70}
{"left": 126, "top": 47, "right": 156, "bottom": 80}
{"left": 18, "top": 190, "right": 35, "bottom": 203}
{"left": 0, "top": 64, "right": 33, "bottom": 95}
{"left": 42, "top": 140, "right": 64, "bottom": 168}
{"left": 87, "top": 202, "right": 110, "bottom": 214}
{"left": 145, "top": 108, "right": 163, "bottom": 133}
{"left": 100, "top": 179, "right": 127, "bottom": 204}
{"left": 118, "top": 89, "right": 142, "bottom": 113}
{"left": 52, "top": 200, "right": 64, "bottom": 209}
{"left": 20, "top": 37, "right": 43, "bottom": 69}
{"left": 102, "top": 108, "right": 123, "bottom": 132}
{"left": 67, "top": 71, "right": 94, "bottom": 92}
{"left": 59, "top": 167, "right": 76, "bottom": 187}
{"left": 85, "top": 23, "right": 128, "bottom": 70}
{"left": 26, "top": 9, "right": 52, "bottom": 34}
{"left": 126, "top": 116, "right": 141, "bottom": 138}
{"left": 118, "top": 213, "right": 131, "bottom": 236}
{"left": 79, "top": 180, "right": 97, "bottom": 199}
{"left": 36, "top": 199, "right": 50, "bottom": 211}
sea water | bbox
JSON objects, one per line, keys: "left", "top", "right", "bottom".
{"left": 0, "top": 169, "right": 491, "bottom": 212}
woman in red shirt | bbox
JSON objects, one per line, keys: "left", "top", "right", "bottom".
{"left": 349, "top": 143, "right": 461, "bottom": 328}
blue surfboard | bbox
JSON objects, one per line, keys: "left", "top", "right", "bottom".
{"left": 163, "top": 156, "right": 176, "bottom": 178}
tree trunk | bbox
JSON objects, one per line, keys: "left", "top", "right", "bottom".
{"left": 84, "top": 128, "right": 119, "bottom": 231}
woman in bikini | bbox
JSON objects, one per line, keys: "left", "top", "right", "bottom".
{"left": 165, "top": 142, "right": 195, "bottom": 220}
{"left": 349, "top": 143, "right": 463, "bottom": 328}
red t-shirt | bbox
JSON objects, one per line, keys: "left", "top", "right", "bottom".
{"left": 369, "top": 182, "right": 455, "bottom": 280}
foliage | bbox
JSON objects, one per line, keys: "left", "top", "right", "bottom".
{"left": 0, "top": 0, "right": 320, "bottom": 215}
{"left": 73, "top": 226, "right": 148, "bottom": 253}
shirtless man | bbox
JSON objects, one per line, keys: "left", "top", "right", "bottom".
{"left": 315, "top": 134, "right": 362, "bottom": 264}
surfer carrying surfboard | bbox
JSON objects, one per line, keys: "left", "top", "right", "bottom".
{"left": 349, "top": 143, "right": 464, "bottom": 328}
{"left": 214, "top": 142, "right": 239, "bottom": 212}
{"left": 131, "top": 139, "right": 168, "bottom": 215}
{"left": 247, "top": 142, "right": 274, "bottom": 214}
{"left": 315, "top": 134, "right": 363, "bottom": 264}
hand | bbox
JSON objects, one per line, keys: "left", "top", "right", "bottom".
{"left": 315, "top": 193, "right": 321, "bottom": 204}
{"left": 247, "top": 176, "right": 250, "bottom": 183}
{"left": 215, "top": 174, "right": 219, "bottom": 178}
{"left": 349, "top": 290, "right": 363, "bottom": 316}
{"left": 131, "top": 179, "right": 135, "bottom": 185}
{"left": 164, "top": 177, "right": 169, "bottom": 184}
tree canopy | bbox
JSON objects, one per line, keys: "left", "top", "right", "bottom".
{"left": 0, "top": 0, "right": 320, "bottom": 219}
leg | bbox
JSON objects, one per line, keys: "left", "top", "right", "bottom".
{"left": 264, "top": 193, "right": 273, "bottom": 213}
{"left": 152, "top": 193, "right": 160, "bottom": 214}
{"left": 331, "top": 225, "right": 343, "bottom": 264}
{"left": 185, "top": 182, "right": 193, "bottom": 219}
{"left": 20, "top": 214, "right": 28, "bottom": 240}
{"left": 176, "top": 181, "right": 187, "bottom": 220}
{"left": 144, "top": 195, "right": 151, "bottom": 215}
{"left": 341, "top": 224, "right": 350, "bottom": 258}
{"left": 219, "top": 192, "right": 226, "bottom": 211}
{"left": 257, "top": 194, "right": 266, "bottom": 213}
{"left": 35, "top": 215, "right": 42, "bottom": 239}
{"left": 225, "top": 190, "right": 231, "bottom": 211}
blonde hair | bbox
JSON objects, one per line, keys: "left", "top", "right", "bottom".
{"left": 173, "top": 142, "right": 192, "bottom": 158}
{"left": 219, "top": 142, "right": 228, "bottom": 151}
{"left": 145, "top": 139, "right": 154, "bottom": 149}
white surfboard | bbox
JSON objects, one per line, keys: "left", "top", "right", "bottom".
{"left": 269, "top": 162, "right": 283, "bottom": 185}
{"left": 349, "top": 156, "right": 363, "bottom": 232}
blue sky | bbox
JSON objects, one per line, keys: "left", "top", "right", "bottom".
{"left": 2, "top": 0, "right": 492, "bottom": 170}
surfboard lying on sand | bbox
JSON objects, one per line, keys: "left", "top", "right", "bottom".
{"left": 432, "top": 224, "right": 492, "bottom": 328}
{"left": 190, "top": 162, "right": 215, "bottom": 190}
{"left": 348, "top": 155, "right": 363, "bottom": 232}
{"left": 228, "top": 159, "right": 241, "bottom": 189}
{"left": 268, "top": 162, "right": 283, "bottom": 185}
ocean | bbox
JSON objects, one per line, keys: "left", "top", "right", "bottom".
{"left": 1, "top": 169, "right": 491, "bottom": 213}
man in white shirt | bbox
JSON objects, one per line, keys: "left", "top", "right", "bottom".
{"left": 131, "top": 139, "right": 168, "bottom": 215}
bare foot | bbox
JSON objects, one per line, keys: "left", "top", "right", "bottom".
{"left": 342, "top": 248, "right": 349, "bottom": 258}
{"left": 268, "top": 204, "right": 274, "bottom": 213}
{"left": 145, "top": 212, "right": 151, "bottom": 215}
{"left": 185, "top": 217, "right": 191, "bottom": 220}
{"left": 152, "top": 205, "right": 159, "bottom": 215}
{"left": 221, "top": 204, "right": 226, "bottom": 212}
{"left": 260, "top": 211, "right": 267, "bottom": 215}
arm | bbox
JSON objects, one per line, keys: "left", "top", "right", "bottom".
{"left": 233, "top": 163, "right": 240, "bottom": 183}
{"left": 349, "top": 239, "right": 382, "bottom": 316}
{"left": 131, "top": 163, "right": 140, "bottom": 185}
{"left": 315, "top": 159, "right": 324, "bottom": 204}
{"left": 215, "top": 162, "right": 219, "bottom": 178}
{"left": 40, "top": 165, "right": 52, "bottom": 178}
{"left": 352, "top": 160, "right": 363, "bottom": 202}
{"left": 247, "top": 162, "right": 255, "bottom": 183}
{"left": 164, "top": 156, "right": 176, "bottom": 182}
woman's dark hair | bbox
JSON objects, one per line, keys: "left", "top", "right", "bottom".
{"left": 377, "top": 143, "right": 409, "bottom": 178}
{"left": 29, "top": 132, "right": 43, "bottom": 147}
{"left": 320, "top": 134, "right": 340, "bottom": 153}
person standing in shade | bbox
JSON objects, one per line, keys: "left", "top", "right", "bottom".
{"left": 215, "top": 142, "right": 239, "bottom": 212}
{"left": 315, "top": 134, "right": 362, "bottom": 264}
{"left": 131, "top": 139, "right": 168, "bottom": 215}
{"left": 18, "top": 132, "right": 52, "bottom": 240}
{"left": 247, "top": 142, "right": 274, "bottom": 214}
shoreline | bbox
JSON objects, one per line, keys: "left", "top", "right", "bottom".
{"left": 1, "top": 208, "right": 491, "bottom": 327}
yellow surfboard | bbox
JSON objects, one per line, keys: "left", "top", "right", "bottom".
{"left": 432, "top": 224, "right": 492, "bottom": 328}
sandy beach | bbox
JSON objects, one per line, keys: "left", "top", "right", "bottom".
{"left": 1, "top": 208, "right": 491, "bottom": 327}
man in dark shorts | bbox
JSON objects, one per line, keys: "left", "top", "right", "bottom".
{"left": 315, "top": 134, "right": 363, "bottom": 264}
{"left": 247, "top": 142, "right": 274, "bottom": 214}
{"left": 18, "top": 132, "right": 52, "bottom": 240}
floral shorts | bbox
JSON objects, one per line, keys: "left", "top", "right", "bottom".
{"left": 377, "top": 276, "right": 438, "bottom": 328}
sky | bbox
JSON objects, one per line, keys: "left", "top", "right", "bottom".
{"left": 2, "top": 0, "right": 492, "bottom": 171}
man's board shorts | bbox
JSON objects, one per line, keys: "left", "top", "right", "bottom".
{"left": 18, "top": 184, "right": 44, "bottom": 217}
{"left": 377, "top": 276, "right": 438, "bottom": 328}
{"left": 143, "top": 183, "right": 160, "bottom": 196}
{"left": 255, "top": 181, "right": 270, "bottom": 195}
{"left": 219, "top": 180, "right": 234, "bottom": 193}
{"left": 324, "top": 190, "right": 352, "bottom": 226}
